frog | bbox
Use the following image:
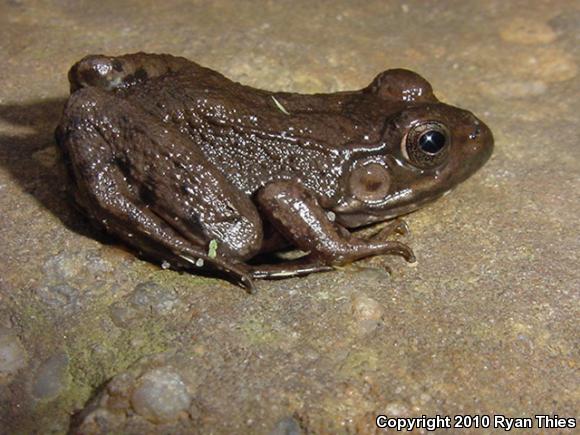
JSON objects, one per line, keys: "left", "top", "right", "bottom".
{"left": 55, "top": 52, "right": 493, "bottom": 292}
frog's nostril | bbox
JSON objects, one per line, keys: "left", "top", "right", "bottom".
{"left": 469, "top": 125, "right": 481, "bottom": 140}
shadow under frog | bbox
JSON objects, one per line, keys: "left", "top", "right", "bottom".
{"left": 0, "top": 98, "right": 107, "bottom": 242}
{"left": 52, "top": 53, "right": 493, "bottom": 292}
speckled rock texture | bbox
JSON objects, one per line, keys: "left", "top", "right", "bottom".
{"left": 0, "top": 1, "right": 578, "bottom": 434}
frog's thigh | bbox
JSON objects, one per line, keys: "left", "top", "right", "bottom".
{"left": 148, "top": 171, "right": 264, "bottom": 261}
{"left": 73, "top": 156, "right": 251, "bottom": 286}
{"left": 254, "top": 181, "right": 415, "bottom": 277}
{"left": 60, "top": 89, "right": 254, "bottom": 286}
{"left": 111, "top": 87, "right": 262, "bottom": 259}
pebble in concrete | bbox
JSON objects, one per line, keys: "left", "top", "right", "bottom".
{"left": 0, "top": 329, "right": 27, "bottom": 383}
{"left": 130, "top": 367, "right": 192, "bottom": 423}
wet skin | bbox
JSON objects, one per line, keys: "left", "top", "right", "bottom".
{"left": 56, "top": 53, "right": 493, "bottom": 292}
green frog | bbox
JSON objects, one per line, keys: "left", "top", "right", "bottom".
{"left": 56, "top": 53, "right": 493, "bottom": 292}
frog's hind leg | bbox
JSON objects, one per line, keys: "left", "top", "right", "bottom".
{"left": 58, "top": 88, "right": 256, "bottom": 292}
{"left": 252, "top": 181, "right": 415, "bottom": 279}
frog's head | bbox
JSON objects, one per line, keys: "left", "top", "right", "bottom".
{"left": 335, "top": 69, "right": 494, "bottom": 227}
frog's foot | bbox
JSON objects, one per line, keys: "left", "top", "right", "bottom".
{"left": 249, "top": 260, "right": 334, "bottom": 279}
{"left": 256, "top": 181, "right": 416, "bottom": 278}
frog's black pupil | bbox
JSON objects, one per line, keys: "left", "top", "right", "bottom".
{"left": 419, "top": 130, "right": 446, "bottom": 154}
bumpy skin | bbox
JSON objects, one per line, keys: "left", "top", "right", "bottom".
{"left": 56, "top": 53, "right": 493, "bottom": 291}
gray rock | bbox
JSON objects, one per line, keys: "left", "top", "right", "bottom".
{"left": 35, "top": 283, "right": 79, "bottom": 311}
{"left": 270, "top": 416, "right": 303, "bottom": 435}
{"left": 130, "top": 367, "right": 192, "bottom": 423}
{"left": 351, "top": 293, "right": 385, "bottom": 335}
{"left": 109, "top": 303, "right": 140, "bottom": 329}
{"left": 0, "top": 329, "right": 27, "bottom": 383}
{"left": 31, "top": 352, "right": 70, "bottom": 400}
{"left": 109, "top": 281, "right": 182, "bottom": 328}
{"left": 130, "top": 281, "right": 180, "bottom": 316}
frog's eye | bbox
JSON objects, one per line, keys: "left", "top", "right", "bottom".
{"left": 404, "top": 121, "right": 450, "bottom": 168}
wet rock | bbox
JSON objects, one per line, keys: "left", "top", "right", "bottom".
{"left": 2, "top": 1, "right": 580, "bottom": 433}
{"left": 0, "top": 329, "right": 27, "bottom": 383}
{"left": 499, "top": 18, "right": 557, "bottom": 45}
{"left": 351, "top": 294, "right": 384, "bottom": 335}
{"left": 31, "top": 352, "right": 70, "bottom": 400}
{"left": 130, "top": 367, "right": 192, "bottom": 423}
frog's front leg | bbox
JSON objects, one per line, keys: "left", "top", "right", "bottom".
{"left": 251, "top": 181, "right": 416, "bottom": 278}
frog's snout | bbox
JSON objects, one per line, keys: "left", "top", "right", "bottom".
{"left": 460, "top": 115, "right": 494, "bottom": 176}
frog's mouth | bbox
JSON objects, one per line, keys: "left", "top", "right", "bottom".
{"left": 334, "top": 190, "right": 448, "bottom": 229}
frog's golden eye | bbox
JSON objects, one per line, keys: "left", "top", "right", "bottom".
{"left": 404, "top": 121, "right": 450, "bottom": 168}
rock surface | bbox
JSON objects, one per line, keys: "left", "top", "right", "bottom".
{"left": 0, "top": 0, "right": 578, "bottom": 433}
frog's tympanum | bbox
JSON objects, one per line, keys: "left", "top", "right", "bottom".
{"left": 56, "top": 53, "right": 493, "bottom": 292}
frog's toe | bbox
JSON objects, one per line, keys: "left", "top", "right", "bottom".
{"left": 385, "top": 241, "right": 416, "bottom": 263}
{"left": 240, "top": 274, "right": 257, "bottom": 294}
{"left": 371, "top": 218, "right": 410, "bottom": 240}
{"left": 249, "top": 260, "right": 334, "bottom": 280}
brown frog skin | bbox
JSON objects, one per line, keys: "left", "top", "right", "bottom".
{"left": 55, "top": 52, "right": 493, "bottom": 292}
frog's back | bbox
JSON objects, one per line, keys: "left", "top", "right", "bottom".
{"left": 119, "top": 69, "right": 384, "bottom": 202}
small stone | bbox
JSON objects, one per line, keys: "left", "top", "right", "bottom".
{"left": 499, "top": 18, "right": 557, "bottom": 45}
{"left": 31, "top": 352, "right": 70, "bottom": 400}
{"left": 109, "top": 303, "right": 139, "bottom": 328}
{"left": 35, "top": 283, "right": 79, "bottom": 310}
{"left": 85, "top": 250, "right": 114, "bottom": 275}
{"left": 0, "top": 329, "right": 27, "bottom": 383}
{"left": 270, "top": 416, "right": 303, "bottom": 435}
{"left": 43, "top": 252, "right": 82, "bottom": 281}
{"left": 105, "top": 373, "right": 134, "bottom": 411}
{"left": 130, "top": 367, "right": 192, "bottom": 423}
{"left": 384, "top": 401, "right": 410, "bottom": 417}
{"left": 351, "top": 294, "right": 384, "bottom": 334}
{"left": 130, "top": 281, "right": 180, "bottom": 316}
